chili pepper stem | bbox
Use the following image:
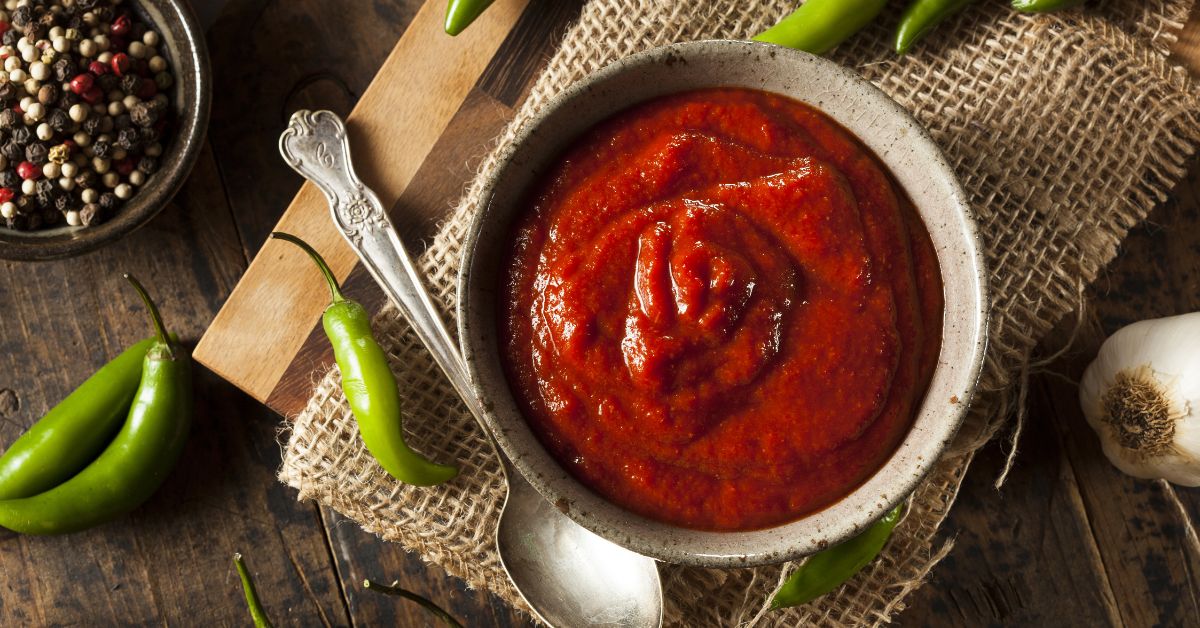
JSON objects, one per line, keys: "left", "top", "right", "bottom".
{"left": 124, "top": 273, "right": 175, "bottom": 359}
{"left": 270, "top": 232, "right": 346, "bottom": 304}
{"left": 363, "top": 579, "right": 464, "bottom": 628}
{"left": 233, "top": 553, "right": 275, "bottom": 628}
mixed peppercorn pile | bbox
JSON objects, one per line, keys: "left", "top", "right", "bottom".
{"left": 0, "top": 0, "right": 174, "bottom": 231}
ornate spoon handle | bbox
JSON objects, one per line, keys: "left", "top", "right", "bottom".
{"left": 278, "top": 110, "right": 479, "bottom": 416}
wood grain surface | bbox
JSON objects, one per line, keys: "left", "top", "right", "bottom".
{"left": 0, "top": 1, "right": 1198, "bottom": 625}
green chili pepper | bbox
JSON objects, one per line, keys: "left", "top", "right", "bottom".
{"left": 0, "top": 275, "right": 192, "bottom": 535}
{"left": 364, "top": 579, "right": 464, "bottom": 628}
{"left": 234, "top": 553, "right": 275, "bottom": 628}
{"left": 444, "top": 0, "right": 495, "bottom": 36}
{"left": 753, "top": 0, "right": 889, "bottom": 55}
{"left": 894, "top": 0, "right": 977, "bottom": 55}
{"left": 271, "top": 233, "right": 458, "bottom": 487}
{"left": 1012, "top": 0, "right": 1086, "bottom": 12}
{"left": 771, "top": 504, "right": 904, "bottom": 609}
{"left": 0, "top": 336, "right": 156, "bottom": 500}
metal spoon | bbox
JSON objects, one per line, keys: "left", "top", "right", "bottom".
{"left": 279, "top": 110, "right": 664, "bottom": 628}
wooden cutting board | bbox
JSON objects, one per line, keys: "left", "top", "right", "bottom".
{"left": 196, "top": 1, "right": 1200, "bottom": 418}
{"left": 194, "top": 0, "right": 586, "bottom": 416}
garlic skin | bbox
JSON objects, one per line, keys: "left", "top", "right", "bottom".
{"left": 1079, "top": 312, "right": 1200, "bottom": 486}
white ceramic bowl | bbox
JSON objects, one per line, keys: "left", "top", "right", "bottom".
{"left": 458, "top": 40, "right": 989, "bottom": 567}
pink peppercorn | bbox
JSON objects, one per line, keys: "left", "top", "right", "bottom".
{"left": 0, "top": 188, "right": 13, "bottom": 203}
{"left": 88, "top": 60, "right": 108, "bottom": 76}
{"left": 111, "top": 14, "right": 132, "bottom": 37}
{"left": 69, "top": 73, "right": 94, "bottom": 95}
{"left": 81, "top": 86, "right": 103, "bottom": 105}
{"left": 17, "top": 162, "right": 39, "bottom": 180}
{"left": 115, "top": 158, "right": 136, "bottom": 175}
{"left": 111, "top": 53, "right": 131, "bottom": 77}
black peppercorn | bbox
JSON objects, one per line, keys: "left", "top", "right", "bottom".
{"left": 54, "top": 192, "right": 71, "bottom": 213}
{"left": 1, "top": 30, "right": 19, "bottom": 47}
{"left": 47, "top": 108, "right": 70, "bottom": 133}
{"left": 37, "top": 84, "right": 59, "bottom": 107}
{"left": 79, "top": 202, "right": 100, "bottom": 226}
{"left": 90, "top": 139, "right": 110, "bottom": 158}
{"left": 23, "top": 23, "right": 46, "bottom": 42}
{"left": 97, "top": 73, "right": 119, "bottom": 93}
{"left": 0, "top": 83, "right": 17, "bottom": 107}
{"left": 137, "top": 156, "right": 158, "bottom": 175}
{"left": 25, "top": 143, "right": 48, "bottom": 165}
{"left": 138, "top": 126, "right": 158, "bottom": 144}
{"left": 52, "top": 58, "right": 75, "bottom": 83}
{"left": 81, "top": 116, "right": 101, "bottom": 135}
{"left": 115, "top": 127, "right": 140, "bottom": 151}
{"left": 129, "top": 102, "right": 158, "bottom": 128}
{"left": 0, "top": 169, "right": 19, "bottom": 189}
{"left": 98, "top": 192, "right": 117, "bottom": 212}
{"left": 93, "top": 6, "right": 113, "bottom": 22}
{"left": 74, "top": 170, "right": 96, "bottom": 189}
{"left": 120, "top": 74, "right": 141, "bottom": 95}
{"left": 1, "top": 142, "right": 23, "bottom": 163}
{"left": 16, "top": 194, "right": 34, "bottom": 214}
{"left": 11, "top": 6, "right": 32, "bottom": 28}
{"left": 57, "top": 91, "right": 79, "bottom": 110}
{"left": 113, "top": 114, "right": 132, "bottom": 131}
{"left": 35, "top": 180, "right": 54, "bottom": 207}
{"left": 10, "top": 126, "right": 31, "bottom": 146}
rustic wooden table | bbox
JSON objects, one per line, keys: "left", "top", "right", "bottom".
{"left": 1, "top": 1, "right": 1198, "bottom": 625}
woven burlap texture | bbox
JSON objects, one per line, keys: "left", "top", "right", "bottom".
{"left": 279, "top": 1, "right": 1200, "bottom": 625}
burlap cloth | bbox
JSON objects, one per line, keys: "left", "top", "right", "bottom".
{"left": 279, "top": 1, "right": 1200, "bottom": 624}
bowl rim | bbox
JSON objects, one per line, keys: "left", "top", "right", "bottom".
{"left": 458, "top": 39, "right": 990, "bottom": 567}
{"left": 0, "top": 0, "right": 212, "bottom": 261}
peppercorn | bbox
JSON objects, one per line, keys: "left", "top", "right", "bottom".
{"left": 113, "top": 113, "right": 132, "bottom": 130}
{"left": 129, "top": 101, "right": 157, "bottom": 128}
{"left": 16, "top": 194, "right": 34, "bottom": 214}
{"left": 37, "top": 84, "right": 59, "bottom": 106}
{"left": 120, "top": 73, "right": 140, "bottom": 95}
{"left": 57, "top": 90, "right": 80, "bottom": 110}
{"left": 136, "top": 155, "right": 157, "bottom": 175}
{"left": 74, "top": 170, "right": 96, "bottom": 189}
{"left": 11, "top": 6, "right": 32, "bottom": 29}
{"left": 25, "top": 143, "right": 48, "bottom": 165}
{"left": 81, "top": 116, "right": 101, "bottom": 135}
{"left": 91, "top": 139, "right": 110, "bottom": 158}
{"left": 69, "top": 73, "right": 93, "bottom": 95}
{"left": 1, "top": 30, "right": 18, "bottom": 47}
{"left": 47, "top": 143, "right": 68, "bottom": 164}
{"left": 34, "top": 178, "right": 53, "bottom": 206}
{"left": 53, "top": 191, "right": 70, "bottom": 213}
{"left": 79, "top": 201, "right": 99, "bottom": 226}
{"left": 97, "top": 191, "right": 116, "bottom": 212}
{"left": 0, "top": 169, "right": 19, "bottom": 188}
{"left": 154, "top": 71, "right": 172, "bottom": 90}
{"left": 10, "top": 126, "right": 30, "bottom": 146}
{"left": 96, "top": 72, "right": 118, "bottom": 92}
{"left": 110, "top": 52, "right": 130, "bottom": 77}
{"left": 0, "top": 110, "right": 16, "bottom": 129}
{"left": 137, "top": 126, "right": 158, "bottom": 144}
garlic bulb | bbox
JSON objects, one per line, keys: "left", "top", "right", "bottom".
{"left": 1079, "top": 312, "right": 1200, "bottom": 486}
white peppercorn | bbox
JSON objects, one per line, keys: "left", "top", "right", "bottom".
{"left": 68, "top": 102, "right": 87, "bottom": 122}
{"left": 106, "top": 100, "right": 123, "bottom": 116}
{"left": 148, "top": 55, "right": 166, "bottom": 73}
{"left": 18, "top": 96, "right": 32, "bottom": 111}
{"left": 35, "top": 122, "right": 51, "bottom": 140}
{"left": 143, "top": 30, "right": 160, "bottom": 47}
{"left": 121, "top": 94, "right": 137, "bottom": 110}
{"left": 58, "top": 176, "right": 73, "bottom": 190}
{"left": 91, "top": 156, "right": 109, "bottom": 173}
{"left": 8, "top": 68, "right": 25, "bottom": 82}
{"left": 65, "top": 209, "right": 79, "bottom": 225}
{"left": 113, "top": 182, "right": 131, "bottom": 199}
{"left": 3, "top": 55, "right": 19, "bottom": 72}
{"left": 77, "top": 39, "right": 95, "bottom": 57}
{"left": 127, "top": 41, "right": 146, "bottom": 59}
{"left": 20, "top": 47, "right": 35, "bottom": 63}
{"left": 42, "top": 162, "right": 59, "bottom": 178}
{"left": 60, "top": 161, "right": 76, "bottom": 178}
{"left": 128, "top": 170, "right": 144, "bottom": 186}
{"left": 144, "top": 142, "right": 161, "bottom": 157}
{"left": 72, "top": 130, "right": 90, "bottom": 147}
{"left": 25, "top": 102, "right": 44, "bottom": 121}
{"left": 102, "top": 171, "right": 117, "bottom": 188}
{"left": 0, "top": 201, "right": 14, "bottom": 219}
{"left": 20, "top": 178, "right": 33, "bottom": 194}
{"left": 22, "top": 77, "right": 37, "bottom": 94}
{"left": 51, "top": 36, "right": 68, "bottom": 53}
{"left": 28, "top": 60, "right": 47, "bottom": 80}
{"left": 80, "top": 187, "right": 96, "bottom": 203}
{"left": 93, "top": 35, "right": 109, "bottom": 52}
{"left": 111, "top": 148, "right": 126, "bottom": 161}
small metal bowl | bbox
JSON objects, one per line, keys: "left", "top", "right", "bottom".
{"left": 459, "top": 40, "right": 989, "bottom": 567}
{"left": 0, "top": 0, "right": 211, "bottom": 261}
